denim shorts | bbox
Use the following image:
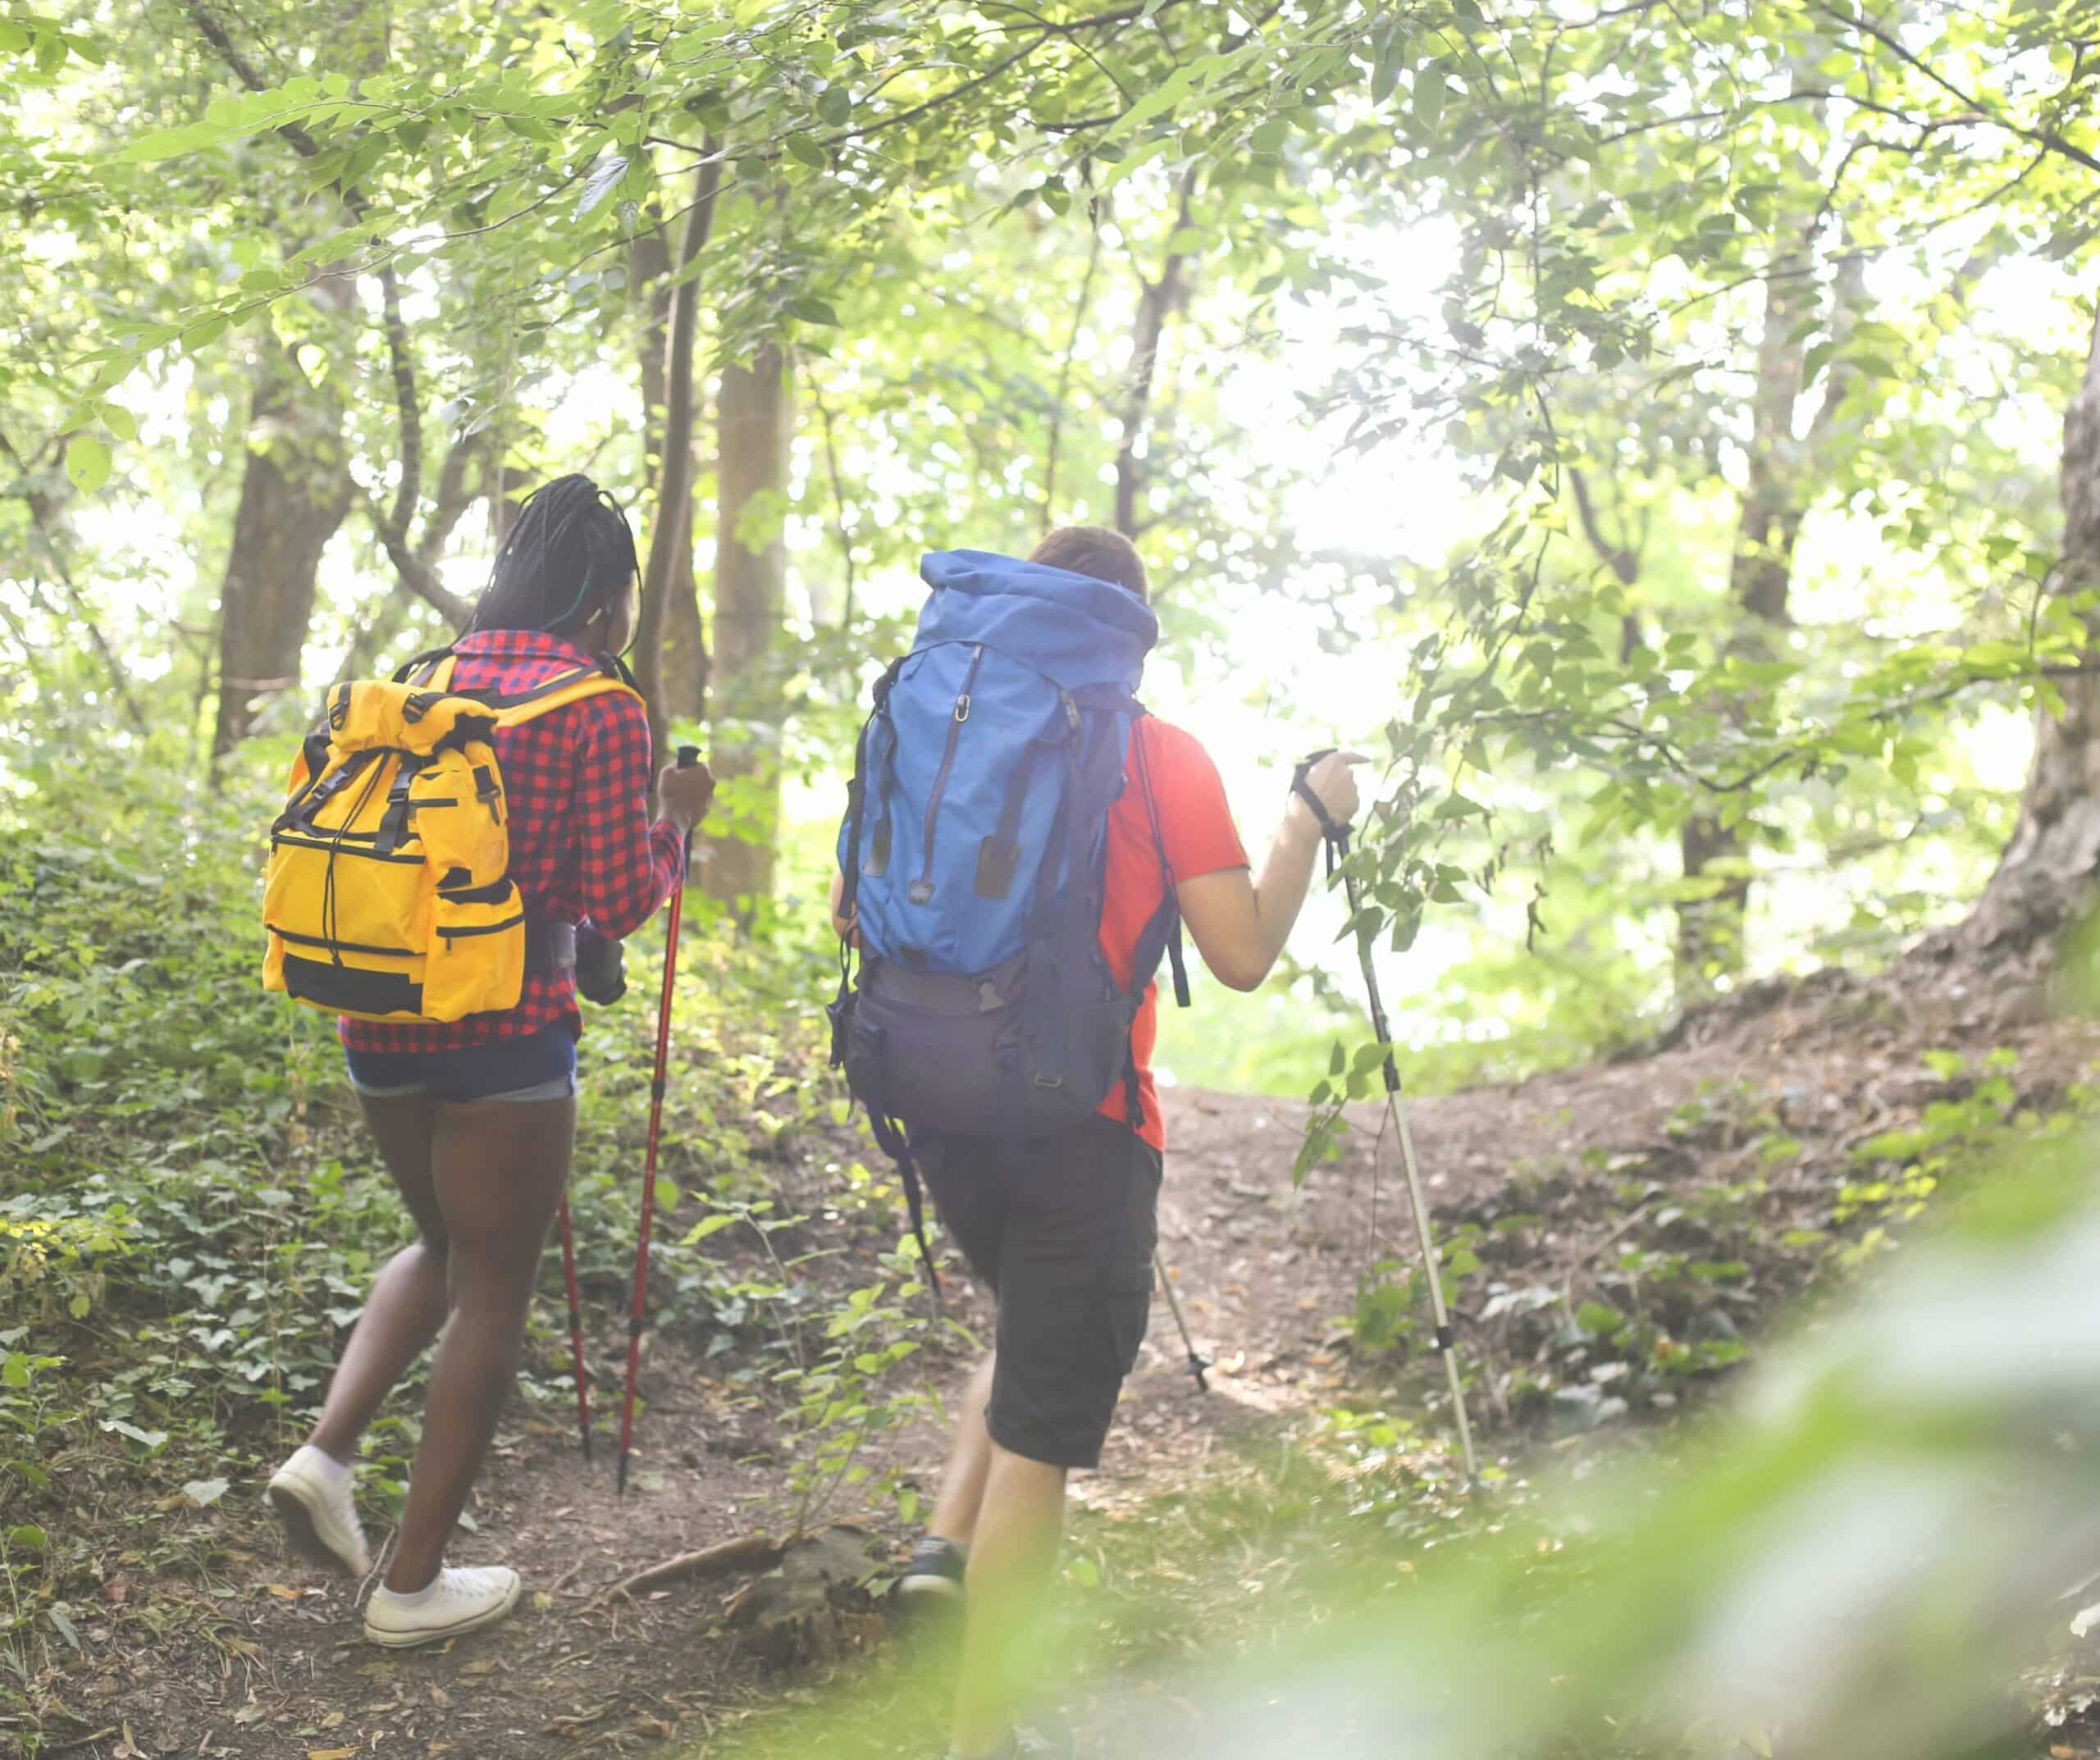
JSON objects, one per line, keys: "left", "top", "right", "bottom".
{"left": 344, "top": 1027, "right": 578, "bottom": 1104}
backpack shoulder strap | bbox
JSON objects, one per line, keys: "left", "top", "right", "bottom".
{"left": 1130, "top": 711, "right": 1192, "bottom": 1009}
{"left": 394, "top": 645, "right": 457, "bottom": 685}
{"left": 486, "top": 667, "right": 640, "bottom": 729}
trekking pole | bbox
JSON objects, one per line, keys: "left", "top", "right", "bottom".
{"left": 617, "top": 745, "right": 703, "bottom": 1496}
{"left": 556, "top": 1196, "right": 591, "bottom": 1460}
{"left": 1294, "top": 754, "right": 1481, "bottom": 1488}
{"left": 1153, "top": 1249, "right": 1211, "bottom": 1392}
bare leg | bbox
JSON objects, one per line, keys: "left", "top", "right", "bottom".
{"left": 952, "top": 1443, "right": 1067, "bottom": 1758}
{"left": 306, "top": 1093, "right": 451, "bottom": 1466}
{"left": 384, "top": 1095, "right": 573, "bottom": 1594}
{"left": 929, "top": 1354, "right": 998, "bottom": 1548}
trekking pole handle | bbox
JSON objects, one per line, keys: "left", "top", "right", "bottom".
{"left": 1292, "top": 748, "right": 1353, "bottom": 872}
{"left": 676, "top": 745, "right": 701, "bottom": 768}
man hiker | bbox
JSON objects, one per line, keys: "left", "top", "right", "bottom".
{"left": 829, "top": 525, "right": 1361, "bottom": 1759}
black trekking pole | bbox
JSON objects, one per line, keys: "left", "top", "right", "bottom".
{"left": 617, "top": 745, "right": 704, "bottom": 1495}
{"left": 1153, "top": 1249, "right": 1211, "bottom": 1392}
{"left": 1294, "top": 752, "right": 1481, "bottom": 1487}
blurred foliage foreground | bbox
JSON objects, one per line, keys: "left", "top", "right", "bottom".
{"left": 715, "top": 1133, "right": 2100, "bottom": 1760}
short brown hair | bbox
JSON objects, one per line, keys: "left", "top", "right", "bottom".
{"left": 1029, "top": 525, "right": 1148, "bottom": 601}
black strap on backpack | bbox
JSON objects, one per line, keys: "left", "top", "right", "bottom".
{"left": 1120, "top": 711, "right": 1192, "bottom": 1129}
{"left": 829, "top": 659, "right": 944, "bottom": 1306}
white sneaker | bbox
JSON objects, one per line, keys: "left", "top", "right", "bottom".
{"left": 363, "top": 1566, "right": 523, "bottom": 1649}
{"left": 267, "top": 1445, "right": 372, "bottom": 1578}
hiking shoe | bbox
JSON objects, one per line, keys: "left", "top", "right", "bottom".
{"left": 267, "top": 1445, "right": 372, "bottom": 1578}
{"left": 363, "top": 1565, "right": 523, "bottom": 1649}
{"left": 898, "top": 1536, "right": 967, "bottom": 1603}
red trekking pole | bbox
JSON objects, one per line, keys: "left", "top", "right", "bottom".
{"left": 617, "top": 745, "right": 702, "bottom": 1494}
{"left": 555, "top": 1197, "right": 591, "bottom": 1459}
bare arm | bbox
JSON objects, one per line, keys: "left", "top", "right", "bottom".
{"left": 1176, "top": 751, "right": 1361, "bottom": 993}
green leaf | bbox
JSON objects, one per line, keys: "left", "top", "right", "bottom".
{"left": 682, "top": 1213, "right": 738, "bottom": 1245}
{"left": 101, "top": 404, "right": 138, "bottom": 442}
{"left": 184, "top": 1477, "right": 231, "bottom": 1508}
{"left": 117, "top": 124, "right": 218, "bottom": 164}
{"left": 6, "top": 1525, "right": 44, "bottom": 1552}
{"left": 0, "top": 1352, "right": 26, "bottom": 1390}
{"left": 98, "top": 1419, "right": 169, "bottom": 1451}
{"left": 1576, "top": 1301, "right": 1624, "bottom": 1338}
{"left": 47, "top": 1605, "right": 80, "bottom": 1652}
{"left": 65, "top": 435, "right": 112, "bottom": 494}
{"left": 785, "top": 134, "right": 829, "bottom": 168}
{"left": 655, "top": 1178, "right": 681, "bottom": 1215}
{"left": 817, "top": 85, "right": 851, "bottom": 127}
{"left": 575, "top": 153, "right": 629, "bottom": 219}
{"left": 1414, "top": 65, "right": 1447, "bottom": 128}
{"left": 787, "top": 295, "right": 839, "bottom": 326}
{"left": 1371, "top": 39, "right": 1403, "bottom": 106}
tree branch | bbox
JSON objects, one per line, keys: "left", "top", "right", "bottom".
{"left": 1115, "top": 166, "right": 1200, "bottom": 537}
{"left": 1043, "top": 195, "right": 1107, "bottom": 521}
{"left": 633, "top": 153, "right": 724, "bottom": 763}
{"left": 190, "top": 2, "right": 482, "bottom": 627}
{"left": 0, "top": 427, "right": 150, "bottom": 732}
{"left": 377, "top": 263, "right": 422, "bottom": 549}
{"left": 806, "top": 377, "right": 858, "bottom": 627}
{"left": 1569, "top": 465, "right": 1639, "bottom": 585}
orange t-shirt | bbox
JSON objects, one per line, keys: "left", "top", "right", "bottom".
{"left": 1095, "top": 718, "right": 1250, "bottom": 1151}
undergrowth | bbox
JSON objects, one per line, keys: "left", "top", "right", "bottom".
{"left": 0, "top": 720, "right": 929, "bottom": 1735}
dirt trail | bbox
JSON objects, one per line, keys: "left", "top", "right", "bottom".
{"left": 45, "top": 956, "right": 2100, "bottom": 1760}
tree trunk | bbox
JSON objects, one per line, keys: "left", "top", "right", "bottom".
{"left": 1673, "top": 246, "right": 1820, "bottom": 993}
{"left": 632, "top": 161, "right": 720, "bottom": 767}
{"left": 634, "top": 224, "right": 709, "bottom": 723}
{"left": 1113, "top": 171, "right": 1200, "bottom": 540}
{"left": 1964, "top": 309, "right": 2100, "bottom": 953}
{"left": 701, "top": 342, "right": 792, "bottom": 922}
{"left": 209, "top": 340, "right": 352, "bottom": 762}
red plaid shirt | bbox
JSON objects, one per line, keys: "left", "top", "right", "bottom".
{"left": 339, "top": 628, "right": 686, "bottom": 1054}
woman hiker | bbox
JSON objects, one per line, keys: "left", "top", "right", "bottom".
{"left": 264, "top": 476, "right": 717, "bottom": 1648}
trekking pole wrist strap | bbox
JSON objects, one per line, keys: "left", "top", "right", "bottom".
{"left": 1291, "top": 749, "right": 1352, "bottom": 874}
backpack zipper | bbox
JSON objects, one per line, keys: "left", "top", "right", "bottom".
{"left": 912, "top": 644, "right": 985, "bottom": 905}
{"left": 269, "top": 924, "right": 415, "bottom": 958}
{"left": 436, "top": 913, "right": 527, "bottom": 947}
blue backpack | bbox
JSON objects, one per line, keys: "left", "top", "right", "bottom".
{"left": 829, "top": 550, "right": 1189, "bottom": 1288}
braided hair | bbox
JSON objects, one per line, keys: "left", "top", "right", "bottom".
{"left": 468, "top": 474, "right": 639, "bottom": 641}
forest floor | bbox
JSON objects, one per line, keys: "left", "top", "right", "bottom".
{"left": 29, "top": 945, "right": 2100, "bottom": 1760}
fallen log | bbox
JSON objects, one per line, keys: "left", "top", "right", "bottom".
{"left": 600, "top": 1531, "right": 787, "bottom": 1603}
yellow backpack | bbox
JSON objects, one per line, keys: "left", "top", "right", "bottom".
{"left": 262, "top": 652, "right": 638, "bottom": 1024}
